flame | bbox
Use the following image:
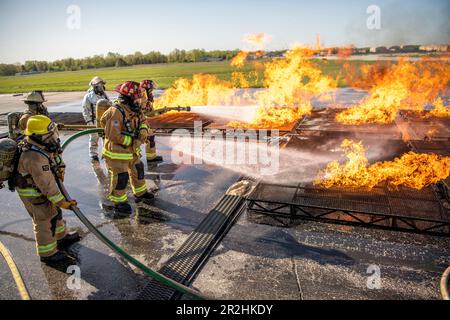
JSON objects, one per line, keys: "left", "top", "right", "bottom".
{"left": 228, "top": 102, "right": 312, "bottom": 129}
{"left": 154, "top": 74, "right": 236, "bottom": 108}
{"left": 228, "top": 47, "right": 335, "bottom": 128}
{"left": 231, "top": 51, "right": 249, "bottom": 68}
{"left": 342, "top": 61, "right": 391, "bottom": 90}
{"left": 336, "top": 58, "right": 450, "bottom": 124}
{"left": 315, "top": 139, "right": 450, "bottom": 190}
{"left": 425, "top": 98, "right": 450, "bottom": 118}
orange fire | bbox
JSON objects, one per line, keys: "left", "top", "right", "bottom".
{"left": 228, "top": 47, "right": 336, "bottom": 128}
{"left": 425, "top": 98, "right": 450, "bottom": 118}
{"left": 154, "top": 74, "right": 236, "bottom": 108}
{"left": 228, "top": 102, "right": 312, "bottom": 129}
{"left": 336, "top": 58, "right": 450, "bottom": 125}
{"left": 231, "top": 51, "right": 250, "bottom": 68}
{"left": 315, "top": 139, "right": 450, "bottom": 190}
{"left": 342, "top": 61, "right": 391, "bottom": 90}
{"left": 156, "top": 43, "right": 335, "bottom": 128}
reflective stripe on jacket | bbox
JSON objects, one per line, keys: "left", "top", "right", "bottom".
{"left": 100, "top": 101, "right": 149, "bottom": 161}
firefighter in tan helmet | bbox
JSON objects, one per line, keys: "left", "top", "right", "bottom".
{"left": 18, "top": 91, "right": 49, "bottom": 134}
{"left": 13, "top": 115, "right": 81, "bottom": 266}
{"left": 139, "top": 80, "right": 163, "bottom": 163}
{"left": 99, "top": 81, "right": 155, "bottom": 216}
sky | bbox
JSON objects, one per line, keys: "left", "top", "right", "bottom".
{"left": 0, "top": 0, "right": 449, "bottom": 64}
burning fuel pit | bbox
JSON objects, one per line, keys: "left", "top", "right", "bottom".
{"left": 295, "top": 108, "right": 403, "bottom": 140}
{"left": 246, "top": 108, "right": 450, "bottom": 237}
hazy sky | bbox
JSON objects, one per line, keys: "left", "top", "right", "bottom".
{"left": 0, "top": 0, "right": 448, "bottom": 63}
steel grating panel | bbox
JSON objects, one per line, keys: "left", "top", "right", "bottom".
{"left": 295, "top": 108, "right": 403, "bottom": 139}
{"left": 137, "top": 194, "right": 245, "bottom": 300}
{"left": 247, "top": 181, "right": 450, "bottom": 236}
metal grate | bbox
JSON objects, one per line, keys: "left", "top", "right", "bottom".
{"left": 247, "top": 182, "right": 450, "bottom": 236}
{"left": 137, "top": 194, "right": 245, "bottom": 300}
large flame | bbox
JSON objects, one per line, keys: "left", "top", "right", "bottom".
{"left": 229, "top": 47, "right": 336, "bottom": 128}
{"left": 156, "top": 44, "right": 335, "bottom": 128}
{"left": 336, "top": 58, "right": 450, "bottom": 124}
{"left": 315, "top": 139, "right": 450, "bottom": 190}
{"left": 154, "top": 74, "right": 236, "bottom": 108}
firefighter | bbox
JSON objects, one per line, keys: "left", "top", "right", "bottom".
{"left": 18, "top": 91, "right": 49, "bottom": 134}
{"left": 139, "top": 80, "right": 163, "bottom": 163}
{"left": 82, "top": 76, "right": 110, "bottom": 161}
{"left": 100, "top": 81, "right": 155, "bottom": 215}
{"left": 14, "top": 115, "right": 81, "bottom": 266}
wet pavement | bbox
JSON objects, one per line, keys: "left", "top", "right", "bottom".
{"left": 1, "top": 89, "right": 449, "bottom": 300}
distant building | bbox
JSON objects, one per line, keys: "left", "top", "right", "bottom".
{"left": 419, "top": 44, "right": 449, "bottom": 52}
{"left": 389, "top": 46, "right": 401, "bottom": 52}
{"left": 370, "top": 46, "right": 389, "bottom": 54}
{"left": 400, "top": 45, "right": 420, "bottom": 53}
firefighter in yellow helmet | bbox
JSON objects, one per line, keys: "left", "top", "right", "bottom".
{"left": 139, "top": 80, "right": 163, "bottom": 163}
{"left": 13, "top": 115, "right": 80, "bottom": 266}
{"left": 18, "top": 91, "right": 49, "bottom": 134}
{"left": 99, "top": 81, "right": 155, "bottom": 215}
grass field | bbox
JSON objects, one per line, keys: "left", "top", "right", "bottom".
{"left": 0, "top": 60, "right": 373, "bottom": 94}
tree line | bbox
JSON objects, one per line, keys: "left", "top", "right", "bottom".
{"left": 0, "top": 49, "right": 241, "bottom": 76}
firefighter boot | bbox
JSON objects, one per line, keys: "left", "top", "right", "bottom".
{"left": 57, "top": 232, "right": 82, "bottom": 251}
{"left": 114, "top": 202, "right": 133, "bottom": 216}
{"left": 135, "top": 192, "right": 155, "bottom": 205}
{"left": 40, "top": 251, "right": 75, "bottom": 267}
{"left": 147, "top": 155, "right": 163, "bottom": 163}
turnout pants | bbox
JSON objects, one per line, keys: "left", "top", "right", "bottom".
{"left": 88, "top": 121, "right": 99, "bottom": 158}
{"left": 105, "top": 153, "right": 148, "bottom": 204}
{"left": 145, "top": 129, "right": 157, "bottom": 161}
{"left": 19, "top": 196, "right": 66, "bottom": 257}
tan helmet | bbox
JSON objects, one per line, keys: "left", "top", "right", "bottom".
{"left": 22, "top": 91, "right": 46, "bottom": 103}
{"left": 89, "top": 76, "right": 106, "bottom": 87}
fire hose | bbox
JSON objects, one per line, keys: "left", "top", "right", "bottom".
{"left": 441, "top": 266, "right": 450, "bottom": 300}
{"left": 60, "top": 129, "right": 206, "bottom": 300}
{"left": 0, "top": 241, "right": 31, "bottom": 300}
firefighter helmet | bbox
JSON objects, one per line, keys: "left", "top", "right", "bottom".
{"left": 22, "top": 91, "right": 46, "bottom": 103}
{"left": 90, "top": 76, "right": 106, "bottom": 87}
{"left": 24, "top": 115, "right": 55, "bottom": 136}
{"left": 139, "top": 80, "right": 156, "bottom": 91}
{"left": 114, "top": 81, "right": 140, "bottom": 99}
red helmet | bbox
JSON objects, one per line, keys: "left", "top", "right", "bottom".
{"left": 139, "top": 80, "right": 156, "bottom": 91}
{"left": 114, "top": 81, "right": 140, "bottom": 99}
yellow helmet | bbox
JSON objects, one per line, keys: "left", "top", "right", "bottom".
{"left": 25, "top": 115, "right": 54, "bottom": 136}
{"left": 22, "top": 91, "right": 47, "bottom": 103}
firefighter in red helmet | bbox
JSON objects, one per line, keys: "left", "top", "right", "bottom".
{"left": 99, "top": 81, "right": 155, "bottom": 215}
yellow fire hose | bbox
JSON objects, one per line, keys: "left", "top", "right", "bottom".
{"left": 441, "top": 266, "right": 450, "bottom": 300}
{"left": 0, "top": 241, "right": 31, "bottom": 300}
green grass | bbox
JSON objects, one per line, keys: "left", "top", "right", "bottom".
{"left": 0, "top": 60, "right": 373, "bottom": 94}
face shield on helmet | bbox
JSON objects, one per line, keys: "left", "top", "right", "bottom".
{"left": 29, "top": 121, "right": 62, "bottom": 154}
{"left": 93, "top": 83, "right": 106, "bottom": 95}
{"left": 26, "top": 102, "right": 48, "bottom": 115}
